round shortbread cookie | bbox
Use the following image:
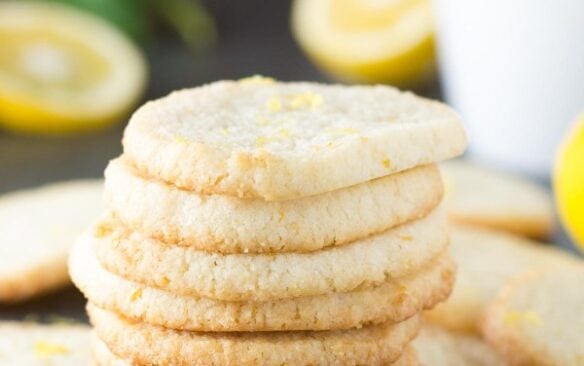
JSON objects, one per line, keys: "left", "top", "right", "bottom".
{"left": 0, "top": 322, "right": 90, "bottom": 365}
{"left": 91, "top": 334, "right": 419, "bottom": 366}
{"left": 94, "top": 207, "right": 448, "bottom": 302}
{"left": 442, "top": 160, "right": 554, "bottom": 239}
{"left": 105, "top": 158, "right": 443, "bottom": 253}
{"left": 426, "top": 226, "right": 578, "bottom": 333}
{"left": 482, "top": 265, "right": 584, "bottom": 366}
{"left": 0, "top": 180, "right": 102, "bottom": 302}
{"left": 89, "top": 304, "right": 422, "bottom": 366}
{"left": 413, "top": 323, "right": 504, "bottom": 366}
{"left": 91, "top": 333, "right": 130, "bottom": 366}
{"left": 122, "top": 78, "right": 466, "bottom": 200}
{"left": 71, "top": 237, "right": 454, "bottom": 332}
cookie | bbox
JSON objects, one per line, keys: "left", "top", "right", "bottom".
{"left": 105, "top": 157, "right": 443, "bottom": 253}
{"left": 0, "top": 322, "right": 90, "bottom": 365}
{"left": 393, "top": 346, "right": 419, "bottom": 366}
{"left": 89, "top": 304, "right": 422, "bottom": 366}
{"left": 71, "top": 236, "right": 453, "bottom": 331}
{"left": 482, "top": 265, "right": 584, "bottom": 366}
{"left": 426, "top": 226, "right": 578, "bottom": 333}
{"left": 91, "top": 334, "right": 418, "bottom": 366}
{"left": 91, "top": 333, "right": 130, "bottom": 366}
{"left": 93, "top": 206, "right": 447, "bottom": 301}
{"left": 413, "top": 323, "right": 503, "bottom": 366}
{"left": 0, "top": 180, "right": 103, "bottom": 302}
{"left": 122, "top": 79, "right": 466, "bottom": 200}
{"left": 442, "top": 160, "right": 554, "bottom": 239}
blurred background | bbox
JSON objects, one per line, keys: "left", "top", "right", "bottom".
{"left": 0, "top": 0, "right": 582, "bottom": 323}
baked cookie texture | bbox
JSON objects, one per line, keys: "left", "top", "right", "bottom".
{"left": 442, "top": 160, "right": 554, "bottom": 239}
{"left": 71, "top": 236, "right": 454, "bottom": 332}
{"left": 482, "top": 265, "right": 584, "bottom": 366}
{"left": 413, "top": 323, "right": 504, "bottom": 366}
{"left": 0, "top": 322, "right": 90, "bottom": 365}
{"left": 426, "top": 226, "right": 578, "bottom": 333}
{"left": 105, "top": 157, "right": 443, "bottom": 253}
{"left": 91, "top": 334, "right": 419, "bottom": 366}
{"left": 68, "top": 78, "right": 467, "bottom": 364}
{"left": 122, "top": 80, "right": 466, "bottom": 200}
{"left": 0, "top": 180, "right": 102, "bottom": 302}
{"left": 93, "top": 207, "right": 448, "bottom": 301}
{"left": 89, "top": 304, "right": 422, "bottom": 366}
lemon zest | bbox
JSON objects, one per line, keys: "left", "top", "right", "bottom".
{"left": 34, "top": 341, "right": 69, "bottom": 359}
{"left": 256, "top": 136, "right": 275, "bottom": 147}
{"left": 174, "top": 135, "right": 189, "bottom": 144}
{"left": 130, "top": 288, "right": 143, "bottom": 301}
{"left": 504, "top": 310, "right": 542, "bottom": 327}
{"left": 266, "top": 97, "right": 282, "bottom": 112}
{"left": 382, "top": 158, "right": 391, "bottom": 169}
{"left": 288, "top": 92, "right": 324, "bottom": 110}
{"left": 238, "top": 75, "right": 275, "bottom": 85}
{"left": 398, "top": 234, "right": 413, "bottom": 241}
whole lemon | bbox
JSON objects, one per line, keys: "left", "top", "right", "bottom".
{"left": 554, "top": 114, "right": 584, "bottom": 252}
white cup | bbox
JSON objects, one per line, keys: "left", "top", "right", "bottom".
{"left": 432, "top": 0, "right": 584, "bottom": 177}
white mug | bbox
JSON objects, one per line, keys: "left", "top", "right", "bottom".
{"left": 432, "top": 0, "right": 584, "bottom": 177}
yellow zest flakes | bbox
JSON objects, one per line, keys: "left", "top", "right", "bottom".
{"left": 256, "top": 116, "right": 272, "bottom": 126}
{"left": 34, "top": 341, "right": 69, "bottom": 359}
{"left": 220, "top": 128, "right": 229, "bottom": 136}
{"left": 266, "top": 97, "right": 282, "bottom": 112}
{"left": 238, "top": 75, "right": 275, "bottom": 85}
{"left": 161, "top": 276, "right": 171, "bottom": 286}
{"left": 398, "top": 234, "right": 413, "bottom": 241}
{"left": 266, "top": 92, "right": 324, "bottom": 112}
{"left": 288, "top": 92, "right": 324, "bottom": 110}
{"left": 360, "top": 136, "right": 369, "bottom": 142}
{"left": 174, "top": 135, "right": 189, "bottom": 144}
{"left": 504, "top": 310, "right": 542, "bottom": 327}
{"left": 279, "top": 128, "right": 291, "bottom": 138}
{"left": 255, "top": 136, "right": 273, "bottom": 147}
{"left": 382, "top": 158, "right": 391, "bottom": 169}
{"left": 130, "top": 288, "right": 143, "bottom": 301}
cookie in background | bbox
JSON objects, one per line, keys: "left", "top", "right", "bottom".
{"left": 0, "top": 180, "right": 103, "bottom": 302}
{"left": 0, "top": 322, "right": 90, "bottom": 365}
{"left": 426, "top": 226, "right": 579, "bottom": 333}
{"left": 413, "top": 323, "right": 503, "bottom": 366}
{"left": 441, "top": 160, "right": 554, "bottom": 239}
{"left": 482, "top": 264, "right": 584, "bottom": 366}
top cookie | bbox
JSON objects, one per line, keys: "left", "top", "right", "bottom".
{"left": 123, "top": 77, "right": 466, "bottom": 200}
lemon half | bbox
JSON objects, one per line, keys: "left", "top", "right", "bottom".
{"left": 554, "top": 114, "right": 584, "bottom": 252}
{"left": 291, "top": 0, "right": 435, "bottom": 87}
{"left": 0, "top": 1, "right": 147, "bottom": 134}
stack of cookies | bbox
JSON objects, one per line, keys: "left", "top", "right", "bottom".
{"left": 69, "top": 77, "right": 467, "bottom": 365}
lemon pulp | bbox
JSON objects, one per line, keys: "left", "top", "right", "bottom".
{"left": 291, "top": 0, "right": 435, "bottom": 87}
{"left": 0, "top": 2, "right": 146, "bottom": 135}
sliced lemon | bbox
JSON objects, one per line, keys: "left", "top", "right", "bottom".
{"left": 554, "top": 114, "right": 584, "bottom": 252}
{"left": 291, "top": 0, "right": 435, "bottom": 87}
{"left": 0, "top": 2, "right": 147, "bottom": 135}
